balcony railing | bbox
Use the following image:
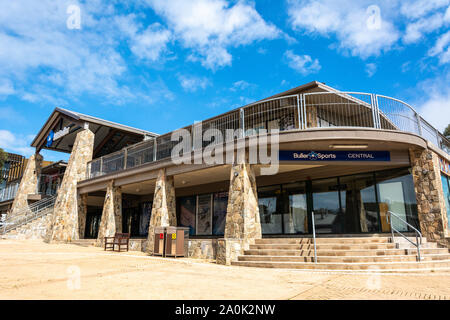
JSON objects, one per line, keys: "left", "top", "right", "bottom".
{"left": 86, "top": 91, "right": 450, "bottom": 179}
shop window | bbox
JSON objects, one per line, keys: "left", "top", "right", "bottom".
{"left": 213, "top": 192, "right": 228, "bottom": 236}
{"left": 441, "top": 174, "right": 450, "bottom": 231}
{"left": 139, "top": 202, "right": 152, "bottom": 237}
{"left": 178, "top": 196, "right": 196, "bottom": 236}
{"left": 282, "top": 182, "right": 308, "bottom": 234}
{"left": 311, "top": 178, "right": 342, "bottom": 234}
{"left": 376, "top": 169, "right": 419, "bottom": 231}
{"left": 258, "top": 185, "right": 282, "bottom": 234}
{"left": 196, "top": 194, "right": 213, "bottom": 235}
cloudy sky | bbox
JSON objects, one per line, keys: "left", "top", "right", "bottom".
{"left": 0, "top": 0, "right": 449, "bottom": 160}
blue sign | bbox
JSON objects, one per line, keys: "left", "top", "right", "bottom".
{"left": 279, "top": 150, "right": 391, "bottom": 162}
{"left": 46, "top": 130, "right": 54, "bottom": 147}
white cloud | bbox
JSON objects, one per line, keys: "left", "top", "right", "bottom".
{"left": 0, "top": 130, "right": 34, "bottom": 156}
{"left": 400, "top": 0, "right": 449, "bottom": 19}
{"left": 177, "top": 74, "right": 211, "bottom": 92}
{"left": 231, "top": 80, "right": 253, "bottom": 91}
{"left": 365, "top": 63, "right": 377, "bottom": 77}
{"left": 403, "top": 11, "right": 450, "bottom": 44}
{"left": 0, "top": 80, "right": 15, "bottom": 96}
{"left": 287, "top": 0, "right": 400, "bottom": 59}
{"left": 145, "top": 0, "right": 282, "bottom": 69}
{"left": 429, "top": 31, "right": 450, "bottom": 64}
{"left": 284, "top": 50, "right": 321, "bottom": 75}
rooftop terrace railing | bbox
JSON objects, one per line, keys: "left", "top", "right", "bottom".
{"left": 86, "top": 91, "right": 450, "bottom": 179}
{"left": 0, "top": 182, "right": 19, "bottom": 203}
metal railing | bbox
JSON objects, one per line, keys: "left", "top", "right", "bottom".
{"left": 386, "top": 210, "right": 423, "bottom": 262}
{"left": 0, "top": 195, "right": 56, "bottom": 235}
{"left": 0, "top": 182, "right": 19, "bottom": 203}
{"left": 311, "top": 211, "right": 318, "bottom": 264}
{"left": 86, "top": 91, "right": 450, "bottom": 179}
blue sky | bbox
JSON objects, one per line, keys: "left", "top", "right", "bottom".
{"left": 0, "top": 0, "right": 449, "bottom": 161}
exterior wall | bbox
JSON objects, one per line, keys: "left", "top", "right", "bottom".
{"left": 218, "top": 162, "right": 262, "bottom": 265}
{"left": 96, "top": 182, "right": 122, "bottom": 246}
{"left": 46, "top": 129, "right": 94, "bottom": 242}
{"left": 147, "top": 169, "right": 176, "bottom": 254}
{"left": 9, "top": 153, "right": 43, "bottom": 216}
{"left": 188, "top": 239, "right": 217, "bottom": 259}
{"left": 410, "top": 149, "right": 449, "bottom": 245}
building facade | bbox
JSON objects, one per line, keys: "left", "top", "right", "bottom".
{"left": 3, "top": 81, "right": 450, "bottom": 264}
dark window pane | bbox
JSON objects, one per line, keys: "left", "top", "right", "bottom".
{"left": 213, "top": 192, "right": 228, "bottom": 236}
{"left": 178, "top": 196, "right": 196, "bottom": 236}
{"left": 258, "top": 185, "right": 282, "bottom": 234}
{"left": 282, "top": 182, "right": 308, "bottom": 234}
{"left": 197, "top": 194, "right": 212, "bottom": 235}
{"left": 312, "top": 178, "right": 342, "bottom": 234}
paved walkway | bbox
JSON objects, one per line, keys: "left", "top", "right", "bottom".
{"left": 0, "top": 240, "right": 449, "bottom": 300}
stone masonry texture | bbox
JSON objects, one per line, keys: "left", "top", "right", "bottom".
{"left": 218, "top": 162, "right": 262, "bottom": 265}
{"left": 410, "top": 148, "right": 449, "bottom": 245}
{"left": 10, "top": 153, "right": 43, "bottom": 216}
{"left": 96, "top": 181, "right": 122, "bottom": 246}
{"left": 147, "top": 169, "right": 176, "bottom": 254}
{"left": 46, "top": 129, "right": 94, "bottom": 242}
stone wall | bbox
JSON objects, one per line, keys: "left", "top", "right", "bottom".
{"left": 10, "top": 153, "right": 43, "bottom": 216}
{"left": 46, "top": 129, "right": 94, "bottom": 242}
{"left": 188, "top": 239, "right": 217, "bottom": 259}
{"left": 410, "top": 148, "right": 449, "bottom": 244}
{"left": 218, "top": 162, "right": 262, "bottom": 265}
{"left": 147, "top": 169, "right": 176, "bottom": 254}
{"left": 96, "top": 182, "right": 122, "bottom": 246}
{"left": 78, "top": 193, "right": 88, "bottom": 239}
{"left": 1, "top": 207, "right": 53, "bottom": 240}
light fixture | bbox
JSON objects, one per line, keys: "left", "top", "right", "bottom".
{"left": 329, "top": 144, "right": 369, "bottom": 149}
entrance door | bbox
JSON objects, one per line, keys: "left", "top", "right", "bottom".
{"left": 85, "top": 209, "right": 102, "bottom": 239}
{"left": 311, "top": 178, "right": 342, "bottom": 234}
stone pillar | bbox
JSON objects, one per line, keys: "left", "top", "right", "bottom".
{"left": 78, "top": 193, "right": 88, "bottom": 239}
{"left": 147, "top": 169, "right": 176, "bottom": 254}
{"left": 410, "top": 149, "right": 449, "bottom": 244}
{"left": 217, "top": 162, "right": 262, "bottom": 265}
{"left": 46, "top": 129, "right": 94, "bottom": 242}
{"left": 96, "top": 181, "right": 122, "bottom": 246}
{"left": 10, "top": 153, "right": 43, "bottom": 216}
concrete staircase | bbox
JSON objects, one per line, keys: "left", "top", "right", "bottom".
{"left": 232, "top": 236, "right": 450, "bottom": 272}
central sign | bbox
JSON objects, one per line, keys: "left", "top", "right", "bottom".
{"left": 279, "top": 150, "right": 391, "bottom": 162}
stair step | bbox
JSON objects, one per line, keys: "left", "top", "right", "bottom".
{"left": 231, "top": 260, "right": 450, "bottom": 271}
{"left": 244, "top": 248, "right": 449, "bottom": 256}
{"left": 255, "top": 237, "right": 424, "bottom": 245}
{"left": 250, "top": 243, "right": 397, "bottom": 250}
{"left": 238, "top": 254, "right": 450, "bottom": 263}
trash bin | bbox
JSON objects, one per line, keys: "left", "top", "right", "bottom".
{"left": 165, "top": 227, "right": 189, "bottom": 258}
{"left": 153, "top": 226, "right": 167, "bottom": 257}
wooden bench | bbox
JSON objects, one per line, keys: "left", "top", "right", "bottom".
{"left": 104, "top": 233, "right": 130, "bottom": 252}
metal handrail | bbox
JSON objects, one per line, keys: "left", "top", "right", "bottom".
{"left": 311, "top": 211, "right": 317, "bottom": 264}
{"left": 1, "top": 195, "right": 56, "bottom": 235}
{"left": 386, "top": 210, "right": 423, "bottom": 261}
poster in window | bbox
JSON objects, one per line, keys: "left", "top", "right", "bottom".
{"left": 140, "top": 202, "right": 152, "bottom": 236}
{"left": 213, "top": 192, "right": 228, "bottom": 235}
{"left": 179, "top": 196, "right": 196, "bottom": 235}
{"left": 196, "top": 194, "right": 212, "bottom": 235}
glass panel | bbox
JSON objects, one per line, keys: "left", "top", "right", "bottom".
{"left": 197, "top": 194, "right": 212, "bottom": 235}
{"left": 178, "top": 196, "right": 196, "bottom": 236}
{"left": 282, "top": 182, "right": 308, "bottom": 234}
{"left": 339, "top": 174, "right": 380, "bottom": 233}
{"left": 376, "top": 169, "right": 419, "bottom": 232}
{"left": 258, "top": 185, "right": 282, "bottom": 234}
{"left": 441, "top": 174, "right": 450, "bottom": 232}
{"left": 312, "top": 178, "right": 342, "bottom": 234}
{"left": 139, "top": 202, "right": 152, "bottom": 237}
{"left": 213, "top": 192, "right": 228, "bottom": 236}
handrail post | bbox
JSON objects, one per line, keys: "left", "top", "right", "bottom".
{"left": 311, "top": 211, "right": 317, "bottom": 264}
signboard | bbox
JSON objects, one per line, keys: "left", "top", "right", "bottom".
{"left": 279, "top": 150, "right": 391, "bottom": 162}
{"left": 46, "top": 130, "right": 54, "bottom": 147}
{"left": 440, "top": 157, "right": 450, "bottom": 176}
{"left": 54, "top": 126, "right": 70, "bottom": 141}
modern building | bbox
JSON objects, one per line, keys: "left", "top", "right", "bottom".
{"left": 2, "top": 81, "right": 450, "bottom": 269}
{"left": 0, "top": 152, "right": 62, "bottom": 219}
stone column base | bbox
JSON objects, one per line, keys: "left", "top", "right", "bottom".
{"left": 217, "top": 238, "right": 254, "bottom": 265}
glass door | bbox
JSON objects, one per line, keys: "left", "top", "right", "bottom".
{"left": 282, "top": 182, "right": 308, "bottom": 234}
{"left": 311, "top": 178, "right": 342, "bottom": 234}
